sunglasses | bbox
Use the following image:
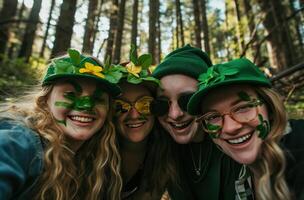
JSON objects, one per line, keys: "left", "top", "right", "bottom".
{"left": 114, "top": 96, "right": 154, "bottom": 115}
{"left": 150, "top": 92, "right": 194, "bottom": 116}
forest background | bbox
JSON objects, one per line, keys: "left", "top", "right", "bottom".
{"left": 0, "top": 0, "right": 304, "bottom": 117}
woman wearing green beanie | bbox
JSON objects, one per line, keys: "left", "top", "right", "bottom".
{"left": 188, "top": 58, "right": 304, "bottom": 200}
{"left": 0, "top": 49, "right": 122, "bottom": 199}
{"left": 152, "top": 44, "right": 240, "bottom": 199}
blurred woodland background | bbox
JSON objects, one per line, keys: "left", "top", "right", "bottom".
{"left": 0, "top": 0, "right": 304, "bottom": 117}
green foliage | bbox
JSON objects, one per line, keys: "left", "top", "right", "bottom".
{"left": 0, "top": 55, "right": 45, "bottom": 99}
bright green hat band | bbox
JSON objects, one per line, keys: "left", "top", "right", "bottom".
{"left": 42, "top": 49, "right": 122, "bottom": 97}
{"left": 152, "top": 44, "right": 212, "bottom": 79}
{"left": 188, "top": 58, "right": 271, "bottom": 115}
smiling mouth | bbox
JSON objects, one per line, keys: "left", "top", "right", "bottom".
{"left": 69, "top": 115, "right": 95, "bottom": 123}
{"left": 226, "top": 132, "right": 254, "bottom": 145}
{"left": 125, "top": 121, "right": 145, "bottom": 128}
{"left": 169, "top": 119, "right": 193, "bottom": 130}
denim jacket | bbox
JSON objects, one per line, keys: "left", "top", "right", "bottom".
{"left": 0, "top": 120, "right": 43, "bottom": 199}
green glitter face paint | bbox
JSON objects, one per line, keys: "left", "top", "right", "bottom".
{"left": 256, "top": 114, "right": 270, "bottom": 139}
{"left": 53, "top": 80, "right": 108, "bottom": 125}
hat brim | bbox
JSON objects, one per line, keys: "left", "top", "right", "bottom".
{"left": 42, "top": 74, "right": 122, "bottom": 97}
{"left": 188, "top": 78, "right": 271, "bottom": 115}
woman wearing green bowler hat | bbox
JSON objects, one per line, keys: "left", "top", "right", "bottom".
{"left": 0, "top": 49, "right": 123, "bottom": 200}
{"left": 188, "top": 58, "right": 304, "bottom": 200}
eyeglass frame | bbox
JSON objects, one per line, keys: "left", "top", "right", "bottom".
{"left": 114, "top": 96, "right": 154, "bottom": 116}
{"left": 150, "top": 92, "right": 195, "bottom": 116}
{"left": 196, "top": 99, "right": 263, "bottom": 136}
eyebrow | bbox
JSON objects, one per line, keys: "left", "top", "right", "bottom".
{"left": 66, "top": 80, "right": 82, "bottom": 93}
{"left": 117, "top": 95, "right": 152, "bottom": 103}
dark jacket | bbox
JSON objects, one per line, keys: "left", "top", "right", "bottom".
{"left": 0, "top": 120, "right": 43, "bottom": 199}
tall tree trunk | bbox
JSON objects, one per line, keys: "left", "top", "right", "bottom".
{"left": 156, "top": 0, "right": 161, "bottom": 62}
{"left": 175, "top": 0, "right": 185, "bottom": 47}
{"left": 113, "top": 0, "right": 126, "bottom": 63}
{"left": 192, "top": 0, "right": 202, "bottom": 48}
{"left": 200, "top": 0, "right": 210, "bottom": 54}
{"left": 256, "top": 0, "right": 296, "bottom": 70}
{"left": 51, "top": 0, "right": 77, "bottom": 57}
{"left": 224, "top": 1, "right": 231, "bottom": 59}
{"left": 289, "top": 0, "right": 304, "bottom": 55}
{"left": 92, "top": 0, "right": 104, "bottom": 49}
{"left": 0, "top": 0, "right": 18, "bottom": 57}
{"left": 243, "top": 0, "right": 262, "bottom": 63}
{"left": 105, "top": 0, "right": 118, "bottom": 61}
{"left": 18, "top": 0, "right": 42, "bottom": 61}
{"left": 40, "top": 0, "right": 56, "bottom": 57}
{"left": 131, "top": 0, "right": 139, "bottom": 51}
{"left": 233, "top": 0, "right": 245, "bottom": 54}
{"left": 82, "top": 0, "right": 99, "bottom": 54}
{"left": 149, "top": 0, "right": 158, "bottom": 64}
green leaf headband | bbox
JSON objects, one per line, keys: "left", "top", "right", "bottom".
{"left": 115, "top": 44, "right": 160, "bottom": 86}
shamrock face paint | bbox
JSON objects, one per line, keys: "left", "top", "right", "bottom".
{"left": 47, "top": 78, "right": 109, "bottom": 146}
{"left": 115, "top": 82, "right": 154, "bottom": 143}
{"left": 200, "top": 84, "right": 269, "bottom": 165}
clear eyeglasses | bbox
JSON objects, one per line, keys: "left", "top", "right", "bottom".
{"left": 197, "top": 99, "right": 262, "bottom": 136}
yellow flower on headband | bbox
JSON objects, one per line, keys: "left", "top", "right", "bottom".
{"left": 79, "top": 62, "right": 105, "bottom": 78}
{"left": 126, "top": 62, "right": 142, "bottom": 77}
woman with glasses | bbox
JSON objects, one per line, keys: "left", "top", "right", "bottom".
{"left": 113, "top": 47, "right": 177, "bottom": 200}
{"left": 151, "top": 44, "right": 241, "bottom": 200}
{"left": 188, "top": 58, "right": 304, "bottom": 200}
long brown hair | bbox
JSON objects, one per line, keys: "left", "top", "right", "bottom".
{"left": 0, "top": 85, "right": 122, "bottom": 200}
{"left": 251, "top": 86, "right": 291, "bottom": 200}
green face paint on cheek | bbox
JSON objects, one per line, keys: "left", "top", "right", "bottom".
{"left": 256, "top": 114, "right": 270, "bottom": 139}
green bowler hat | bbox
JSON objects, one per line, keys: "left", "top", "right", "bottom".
{"left": 152, "top": 44, "right": 212, "bottom": 79}
{"left": 42, "top": 49, "right": 121, "bottom": 97}
{"left": 188, "top": 58, "right": 271, "bottom": 115}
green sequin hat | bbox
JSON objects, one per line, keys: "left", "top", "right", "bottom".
{"left": 188, "top": 58, "right": 272, "bottom": 115}
{"left": 114, "top": 44, "right": 160, "bottom": 93}
{"left": 42, "top": 49, "right": 122, "bottom": 97}
{"left": 152, "top": 44, "right": 212, "bottom": 79}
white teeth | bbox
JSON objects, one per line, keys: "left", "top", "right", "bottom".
{"left": 228, "top": 133, "right": 252, "bottom": 144}
{"left": 172, "top": 121, "right": 189, "bottom": 128}
{"left": 70, "top": 116, "right": 94, "bottom": 122}
{"left": 126, "top": 122, "right": 144, "bottom": 128}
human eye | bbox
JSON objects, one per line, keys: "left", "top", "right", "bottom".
{"left": 63, "top": 91, "right": 76, "bottom": 100}
{"left": 203, "top": 112, "right": 222, "bottom": 125}
{"left": 115, "top": 99, "right": 130, "bottom": 113}
{"left": 233, "top": 103, "right": 253, "bottom": 114}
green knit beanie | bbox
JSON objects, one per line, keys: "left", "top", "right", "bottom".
{"left": 188, "top": 58, "right": 271, "bottom": 115}
{"left": 152, "top": 44, "right": 212, "bottom": 79}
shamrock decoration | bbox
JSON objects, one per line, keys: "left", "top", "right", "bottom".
{"left": 256, "top": 114, "right": 270, "bottom": 139}
{"left": 117, "top": 44, "right": 160, "bottom": 85}
{"left": 198, "top": 64, "right": 239, "bottom": 89}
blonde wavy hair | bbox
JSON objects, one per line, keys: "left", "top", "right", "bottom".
{"left": 1, "top": 84, "right": 122, "bottom": 200}
{"left": 251, "top": 86, "right": 291, "bottom": 200}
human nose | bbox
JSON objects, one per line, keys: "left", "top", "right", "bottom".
{"left": 75, "top": 96, "right": 95, "bottom": 111}
{"left": 221, "top": 114, "right": 242, "bottom": 135}
{"left": 128, "top": 106, "right": 141, "bottom": 119}
{"left": 167, "top": 101, "right": 184, "bottom": 120}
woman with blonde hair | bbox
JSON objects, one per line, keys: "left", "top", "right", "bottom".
{"left": 188, "top": 58, "right": 304, "bottom": 200}
{"left": 0, "top": 49, "right": 122, "bottom": 200}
